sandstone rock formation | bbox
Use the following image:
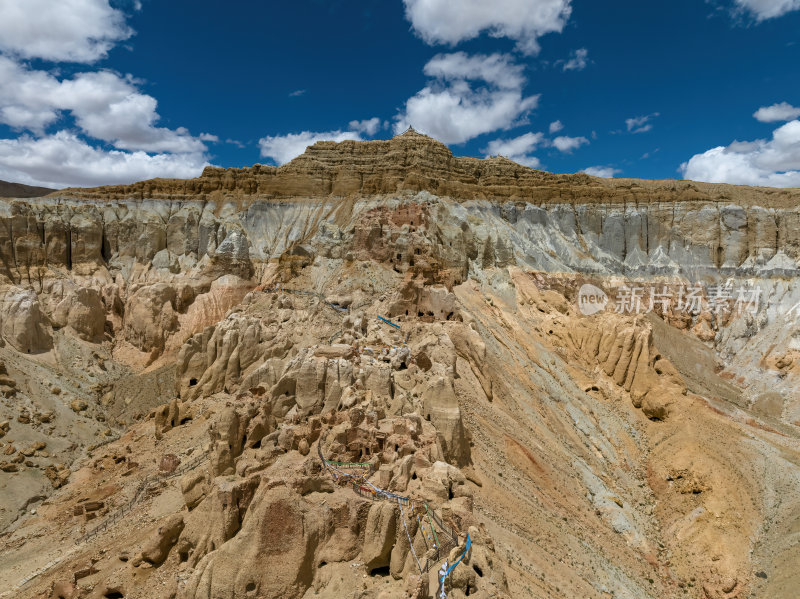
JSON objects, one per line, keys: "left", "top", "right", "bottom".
{"left": 0, "top": 288, "right": 52, "bottom": 353}
{"left": 52, "top": 288, "right": 105, "bottom": 341}
{"left": 58, "top": 130, "right": 800, "bottom": 211}
{"left": 0, "top": 134, "right": 799, "bottom": 599}
{"left": 140, "top": 514, "right": 184, "bottom": 566}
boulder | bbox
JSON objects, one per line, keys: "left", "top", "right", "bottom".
{"left": 0, "top": 362, "right": 16, "bottom": 396}
{"left": 205, "top": 228, "right": 253, "bottom": 279}
{"left": 140, "top": 514, "right": 184, "bottom": 566}
{"left": 49, "top": 581, "right": 79, "bottom": 599}
{"left": 152, "top": 248, "right": 180, "bottom": 273}
{"left": 159, "top": 454, "right": 181, "bottom": 474}
{"left": 181, "top": 470, "right": 209, "bottom": 510}
{"left": 0, "top": 288, "right": 52, "bottom": 353}
{"left": 52, "top": 287, "right": 105, "bottom": 341}
{"left": 124, "top": 283, "right": 178, "bottom": 357}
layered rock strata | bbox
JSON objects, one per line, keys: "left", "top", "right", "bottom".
{"left": 0, "top": 133, "right": 798, "bottom": 599}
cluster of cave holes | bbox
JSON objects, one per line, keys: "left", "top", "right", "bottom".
{"left": 672, "top": 473, "right": 703, "bottom": 495}
{"left": 462, "top": 564, "right": 484, "bottom": 595}
{"left": 389, "top": 251, "right": 418, "bottom": 273}
{"left": 362, "top": 538, "right": 484, "bottom": 586}
{"left": 402, "top": 309, "right": 455, "bottom": 321}
{"left": 653, "top": 355, "right": 664, "bottom": 374}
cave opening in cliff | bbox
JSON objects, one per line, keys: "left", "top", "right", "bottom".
{"left": 65, "top": 227, "right": 72, "bottom": 270}
{"left": 101, "top": 229, "right": 111, "bottom": 263}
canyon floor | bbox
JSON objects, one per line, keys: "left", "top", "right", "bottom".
{"left": 0, "top": 131, "right": 798, "bottom": 599}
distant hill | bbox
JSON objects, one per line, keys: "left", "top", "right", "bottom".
{"left": 0, "top": 179, "right": 55, "bottom": 198}
{"left": 62, "top": 129, "right": 800, "bottom": 208}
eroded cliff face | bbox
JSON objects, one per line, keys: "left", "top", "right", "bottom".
{"left": 4, "top": 191, "right": 800, "bottom": 292}
{"left": 0, "top": 133, "right": 799, "bottom": 599}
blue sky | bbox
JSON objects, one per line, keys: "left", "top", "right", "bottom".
{"left": 0, "top": 0, "right": 799, "bottom": 188}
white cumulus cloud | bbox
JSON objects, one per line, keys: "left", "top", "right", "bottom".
{"left": 0, "top": 0, "right": 133, "bottom": 63}
{"left": 0, "top": 57, "right": 208, "bottom": 154}
{"left": 422, "top": 52, "right": 526, "bottom": 88}
{"left": 0, "top": 3, "right": 216, "bottom": 188}
{"left": 581, "top": 166, "right": 622, "bottom": 178}
{"left": 403, "top": 0, "right": 572, "bottom": 54}
{"left": 561, "top": 48, "right": 588, "bottom": 71}
{"left": 681, "top": 119, "right": 800, "bottom": 187}
{"left": 753, "top": 101, "right": 800, "bottom": 123}
{"left": 258, "top": 129, "right": 364, "bottom": 165}
{"left": 552, "top": 135, "right": 588, "bottom": 152}
{"left": 348, "top": 118, "right": 383, "bottom": 136}
{"left": 0, "top": 132, "right": 208, "bottom": 189}
{"left": 482, "top": 132, "right": 545, "bottom": 168}
{"left": 258, "top": 116, "right": 384, "bottom": 165}
{"left": 394, "top": 52, "right": 539, "bottom": 144}
{"left": 734, "top": 0, "right": 800, "bottom": 21}
{"left": 549, "top": 120, "right": 564, "bottom": 133}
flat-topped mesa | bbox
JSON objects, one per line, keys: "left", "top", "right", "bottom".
{"left": 55, "top": 129, "right": 800, "bottom": 207}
